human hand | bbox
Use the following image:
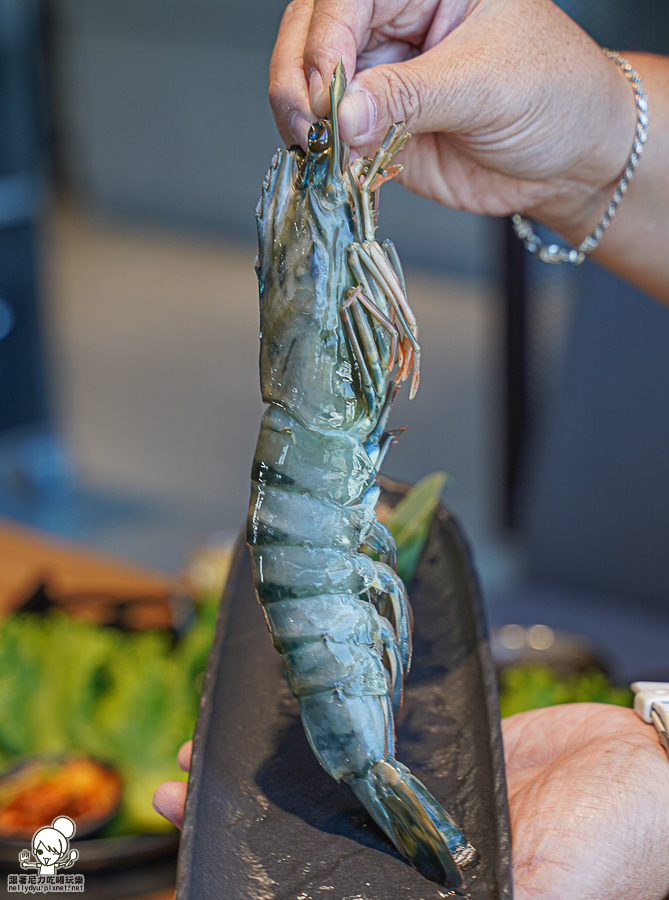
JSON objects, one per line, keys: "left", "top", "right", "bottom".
{"left": 19, "top": 849, "right": 30, "bottom": 868}
{"left": 152, "top": 740, "right": 192, "bottom": 829}
{"left": 270, "top": 0, "right": 638, "bottom": 240}
{"left": 153, "top": 705, "right": 669, "bottom": 899}
{"left": 502, "top": 702, "right": 669, "bottom": 900}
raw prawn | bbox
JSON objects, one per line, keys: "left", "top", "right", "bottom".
{"left": 247, "top": 61, "right": 478, "bottom": 887}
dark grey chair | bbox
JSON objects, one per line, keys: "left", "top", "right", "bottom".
{"left": 492, "top": 0, "right": 669, "bottom": 682}
{"left": 491, "top": 262, "right": 669, "bottom": 682}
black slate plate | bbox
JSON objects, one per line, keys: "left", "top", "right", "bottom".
{"left": 177, "top": 483, "right": 512, "bottom": 899}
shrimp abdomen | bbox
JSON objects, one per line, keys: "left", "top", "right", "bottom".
{"left": 252, "top": 406, "right": 375, "bottom": 506}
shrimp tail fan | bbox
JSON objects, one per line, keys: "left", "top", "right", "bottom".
{"left": 346, "top": 759, "right": 478, "bottom": 887}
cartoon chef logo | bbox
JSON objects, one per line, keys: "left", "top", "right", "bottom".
{"left": 19, "top": 816, "right": 79, "bottom": 875}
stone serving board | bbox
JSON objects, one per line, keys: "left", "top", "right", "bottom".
{"left": 177, "top": 482, "right": 512, "bottom": 900}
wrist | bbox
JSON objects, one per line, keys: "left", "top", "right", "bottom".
{"left": 526, "top": 49, "right": 640, "bottom": 244}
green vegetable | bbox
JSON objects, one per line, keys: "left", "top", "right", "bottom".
{"left": 385, "top": 471, "right": 449, "bottom": 584}
{"left": 0, "top": 596, "right": 221, "bottom": 834}
{"left": 498, "top": 664, "right": 633, "bottom": 718}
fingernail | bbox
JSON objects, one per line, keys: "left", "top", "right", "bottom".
{"left": 309, "top": 69, "right": 326, "bottom": 113}
{"left": 288, "top": 111, "right": 311, "bottom": 149}
{"left": 339, "top": 88, "right": 376, "bottom": 142}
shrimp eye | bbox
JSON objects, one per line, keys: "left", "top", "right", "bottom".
{"left": 307, "top": 122, "right": 331, "bottom": 155}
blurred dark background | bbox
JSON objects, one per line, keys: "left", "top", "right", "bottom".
{"left": 0, "top": 0, "right": 668, "bottom": 678}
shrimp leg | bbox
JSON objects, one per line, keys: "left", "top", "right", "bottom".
{"left": 358, "top": 123, "right": 410, "bottom": 241}
{"left": 378, "top": 614, "right": 405, "bottom": 712}
{"left": 370, "top": 561, "right": 413, "bottom": 677}
{"left": 341, "top": 284, "right": 401, "bottom": 410}
{"left": 354, "top": 243, "right": 422, "bottom": 398}
{"left": 362, "top": 519, "right": 397, "bottom": 570}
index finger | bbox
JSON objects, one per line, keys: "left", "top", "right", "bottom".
{"left": 269, "top": 0, "right": 316, "bottom": 148}
{"left": 177, "top": 739, "right": 193, "bottom": 772}
{"left": 304, "top": 0, "right": 374, "bottom": 116}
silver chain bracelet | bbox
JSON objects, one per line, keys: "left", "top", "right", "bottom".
{"left": 512, "top": 49, "right": 648, "bottom": 265}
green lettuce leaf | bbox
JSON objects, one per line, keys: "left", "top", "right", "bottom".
{"left": 385, "top": 471, "right": 449, "bottom": 583}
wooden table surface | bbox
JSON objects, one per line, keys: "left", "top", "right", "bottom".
{"left": 0, "top": 517, "right": 174, "bottom": 614}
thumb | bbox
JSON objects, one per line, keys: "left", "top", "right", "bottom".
{"left": 338, "top": 49, "right": 466, "bottom": 148}
{"left": 302, "top": 0, "right": 374, "bottom": 117}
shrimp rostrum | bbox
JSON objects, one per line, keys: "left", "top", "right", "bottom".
{"left": 248, "top": 61, "right": 478, "bottom": 887}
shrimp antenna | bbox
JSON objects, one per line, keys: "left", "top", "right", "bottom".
{"left": 329, "top": 58, "right": 347, "bottom": 179}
